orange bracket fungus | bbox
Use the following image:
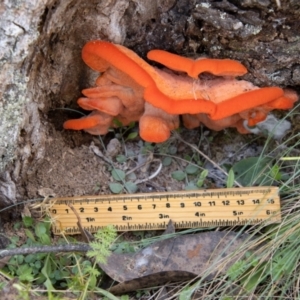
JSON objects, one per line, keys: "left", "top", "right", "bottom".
{"left": 63, "top": 41, "right": 298, "bottom": 142}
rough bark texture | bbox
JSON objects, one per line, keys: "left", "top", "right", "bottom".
{"left": 0, "top": 0, "right": 299, "bottom": 212}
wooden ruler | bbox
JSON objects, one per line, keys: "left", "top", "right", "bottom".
{"left": 49, "top": 186, "right": 281, "bottom": 235}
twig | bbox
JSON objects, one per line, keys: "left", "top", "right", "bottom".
{"left": 124, "top": 153, "right": 163, "bottom": 185}
{"left": 125, "top": 154, "right": 154, "bottom": 176}
{"left": 68, "top": 204, "right": 94, "bottom": 243}
{"left": 134, "top": 159, "right": 163, "bottom": 184}
{"left": 0, "top": 244, "right": 91, "bottom": 259}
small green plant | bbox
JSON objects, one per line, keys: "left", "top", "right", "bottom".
{"left": 226, "top": 245, "right": 298, "bottom": 292}
{"left": 226, "top": 169, "right": 235, "bottom": 188}
{"left": 2, "top": 218, "right": 78, "bottom": 297}
{"left": 231, "top": 156, "right": 286, "bottom": 186}
{"left": 108, "top": 167, "right": 138, "bottom": 194}
{"left": 113, "top": 119, "right": 138, "bottom": 142}
{"left": 87, "top": 225, "right": 117, "bottom": 263}
{"left": 196, "top": 169, "right": 209, "bottom": 188}
{"left": 171, "top": 165, "right": 209, "bottom": 190}
{"left": 1, "top": 217, "right": 117, "bottom": 298}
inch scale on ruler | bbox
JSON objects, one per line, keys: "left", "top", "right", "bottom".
{"left": 49, "top": 186, "right": 281, "bottom": 235}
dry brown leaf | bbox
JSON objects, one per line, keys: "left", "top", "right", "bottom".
{"left": 99, "top": 222, "right": 251, "bottom": 294}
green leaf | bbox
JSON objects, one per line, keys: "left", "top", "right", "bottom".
{"left": 168, "top": 146, "right": 177, "bottom": 155}
{"left": 94, "top": 287, "right": 120, "bottom": 300}
{"left": 185, "top": 182, "right": 198, "bottom": 190}
{"left": 116, "top": 155, "right": 127, "bottom": 163}
{"left": 232, "top": 157, "right": 273, "bottom": 186}
{"left": 35, "top": 222, "right": 47, "bottom": 238}
{"left": 143, "top": 142, "right": 154, "bottom": 152}
{"left": 126, "top": 132, "right": 138, "bottom": 140}
{"left": 39, "top": 233, "right": 51, "bottom": 245}
{"left": 43, "top": 217, "right": 52, "bottom": 234}
{"left": 162, "top": 156, "right": 173, "bottom": 167}
{"left": 185, "top": 164, "right": 199, "bottom": 175}
{"left": 87, "top": 226, "right": 117, "bottom": 264}
{"left": 16, "top": 255, "right": 24, "bottom": 264}
{"left": 36, "top": 253, "right": 47, "bottom": 261}
{"left": 183, "top": 154, "right": 192, "bottom": 162}
{"left": 13, "top": 222, "right": 21, "bottom": 230}
{"left": 227, "top": 260, "right": 247, "bottom": 281}
{"left": 109, "top": 183, "right": 123, "bottom": 194}
{"left": 25, "top": 229, "right": 36, "bottom": 242}
{"left": 22, "top": 216, "right": 34, "bottom": 227}
{"left": 88, "top": 274, "right": 97, "bottom": 289}
{"left": 25, "top": 254, "right": 36, "bottom": 263}
{"left": 113, "top": 118, "right": 123, "bottom": 127}
{"left": 17, "top": 265, "right": 34, "bottom": 282}
{"left": 35, "top": 260, "right": 42, "bottom": 269}
{"left": 226, "top": 168, "right": 235, "bottom": 188}
{"left": 128, "top": 121, "right": 136, "bottom": 129}
{"left": 270, "top": 164, "right": 281, "bottom": 180}
{"left": 196, "top": 169, "right": 208, "bottom": 187}
{"left": 179, "top": 285, "right": 194, "bottom": 300}
{"left": 111, "top": 169, "right": 126, "bottom": 181}
{"left": 241, "top": 266, "right": 265, "bottom": 291}
{"left": 171, "top": 170, "right": 186, "bottom": 181}
{"left": 162, "top": 157, "right": 172, "bottom": 166}
{"left": 9, "top": 236, "right": 19, "bottom": 245}
{"left": 41, "top": 254, "right": 55, "bottom": 291}
{"left": 82, "top": 262, "right": 92, "bottom": 272}
{"left": 124, "top": 181, "right": 138, "bottom": 193}
{"left": 126, "top": 172, "right": 136, "bottom": 181}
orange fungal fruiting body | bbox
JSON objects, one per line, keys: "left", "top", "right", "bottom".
{"left": 63, "top": 41, "right": 298, "bottom": 142}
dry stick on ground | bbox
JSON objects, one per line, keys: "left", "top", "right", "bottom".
{"left": 68, "top": 203, "right": 95, "bottom": 243}
{"left": 0, "top": 244, "right": 91, "bottom": 259}
{"left": 0, "top": 205, "right": 94, "bottom": 259}
{"left": 0, "top": 206, "right": 92, "bottom": 258}
{"left": 133, "top": 159, "right": 163, "bottom": 184}
{"left": 174, "top": 132, "right": 243, "bottom": 187}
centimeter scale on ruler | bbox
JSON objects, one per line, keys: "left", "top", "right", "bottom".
{"left": 49, "top": 186, "right": 281, "bottom": 234}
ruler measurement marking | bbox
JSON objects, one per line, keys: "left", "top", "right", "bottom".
{"left": 50, "top": 187, "right": 280, "bottom": 234}
{"left": 52, "top": 218, "right": 278, "bottom": 235}
{"left": 53, "top": 197, "right": 275, "bottom": 204}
